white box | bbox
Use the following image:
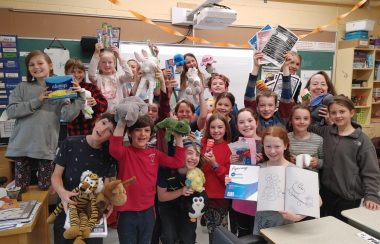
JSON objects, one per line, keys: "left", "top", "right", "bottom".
{"left": 346, "top": 19, "right": 375, "bottom": 32}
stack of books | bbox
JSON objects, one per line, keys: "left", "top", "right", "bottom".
{"left": 0, "top": 199, "right": 40, "bottom": 230}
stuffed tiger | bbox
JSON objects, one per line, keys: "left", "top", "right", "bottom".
{"left": 47, "top": 170, "right": 104, "bottom": 244}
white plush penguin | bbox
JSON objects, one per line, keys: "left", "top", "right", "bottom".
{"left": 186, "top": 191, "right": 208, "bottom": 222}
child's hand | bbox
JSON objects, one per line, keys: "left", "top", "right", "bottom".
{"left": 279, "top": 211, "right": 305, "bottom": 222}
{"left": 86, "top": 97, "right": 97, "bottom": 107}
{"left": 289, "top": 154, "right": 296, "bottom": 164}
{"left": 38, "top": 88, "right": 51, "bottom": 102}
{"left": 71, "top": 80, "right": 83, "bottom": 93}
{"left": 105, "top": 204, "right": 114, "bottom": 218}
{"left": 204, "top": 151, "right": 216, "bottom": 164}
{"left": 57, "top": 189, "right": 79, "bottom": 213}
{"left": 256, "top": 153, "right": 264, "bottom": 163}
{"left": 363, "top": 199, "right": 380, "bottom": 210}
{"left": 310, "top": 157, "right": 319, "bottom": 168}
{"left": 182, "top": 187, "right": 194, "bottom": 196}
{"left": 111, "top": 46, "right": 120, "bottom": 58}
{"left": 165, "top": 79, "right": 178, "bottom": 90}
{"left": 281, "top": 52, "right": 293, "bottom": 75}
{"left": 95, "top": 42, "right": 104, "bottom": 54}
{"left": 318, "top": 106, "right": 330, "bottom": 122}
{"left": 163, "top": 69, "right": 172, "bottom": 80}
{"left": 225, "top": 175, "right": 232, "bottom": 185}
{"left": 230, "top": 154, "right": 239, "bottom": 164}
{"left": 155, "top": 66, "right": 164, "bottom": 81}
{"left": 253, "top": 51, "right": 264, "bottom": 68}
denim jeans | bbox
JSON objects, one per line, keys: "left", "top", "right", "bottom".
{"left": 117, "top": 207, "right": 155, "bottom": 244}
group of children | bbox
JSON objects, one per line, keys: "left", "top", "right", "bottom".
{"left": 4, "top": 44, "right": 380, "bottom": 244}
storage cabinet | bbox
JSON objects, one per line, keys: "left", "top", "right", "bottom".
{"left": 335, "top": 48, "right": 380, "bottom": 126}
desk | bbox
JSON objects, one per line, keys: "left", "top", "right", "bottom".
{"left": 342, "top": 207, "right": 380, "bottom": 239}
{"left": 260, "top": 216, "right": 369, "bottom": 244}
{"left": 0, "top": 186, "right": 50, "bottom": 244}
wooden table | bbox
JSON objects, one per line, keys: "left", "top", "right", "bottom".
{"left": 260, "top": 216, "right": 369, "bottom": 244}
{"left": 0, "top": 186, "right": 50, "bottom": 244}
{"left": 342, "top": 207, "right": 380, "bottom": 239}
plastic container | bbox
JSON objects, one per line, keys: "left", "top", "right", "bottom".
{"left": 344, "top": 31, "right": 368, "bottom": 40}
{"left": 346, "top": 19, "right": 375, "bottom": 32}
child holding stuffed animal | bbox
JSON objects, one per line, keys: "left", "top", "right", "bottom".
{"left": 157, "top": 138, "right": 206, "bottom": 244}
{"left": 301, "top": 71, "right": 336, "bottom": 126}
{"left": 6, "top": 50, "right": 85, "bottom": 193}
{"left": 201, "top": 113, "right": 232, "bottom": 243}
{"left": 51, "top": 112, "right": 118, "bottom": 244}
{"left": 64, "top": 58, "right": 108, "bottom": 136}
{"left": 88, "top": 42, "right": 133, "bottom": 113}
{"left": 178, "top": 53, "right": 205, "bottom": 107}
{"left": 109, "top": 114, "right": 186, "bottom": 244}
{"left": 244, "top": 51, "right": 296, "bottom": 132}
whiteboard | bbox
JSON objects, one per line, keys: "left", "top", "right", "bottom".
{"left": 119, "top": 43, "right": 253, "bottom": 108}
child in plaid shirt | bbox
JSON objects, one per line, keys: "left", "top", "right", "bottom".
{"left": 65, "top": 58, "right": 108, "bottom": 136}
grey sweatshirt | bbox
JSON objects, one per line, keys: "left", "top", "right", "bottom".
{"left": 310, "top": 122, "right": 380, "bottom": 204}
{"left": 6, "top": 81, "right": 85, "bottom": 160}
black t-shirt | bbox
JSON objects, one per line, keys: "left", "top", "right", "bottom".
{"left": 54, "top": 135, "right": 117, "bottom": 191}
{"left": 157, "top": 167, "right": 186, "bottom": 206}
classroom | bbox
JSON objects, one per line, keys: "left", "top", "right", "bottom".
{"left": 0, "top": 0, "right": 380, "bottom": 244}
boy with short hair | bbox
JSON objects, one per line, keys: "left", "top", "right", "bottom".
{"left": 109, "top": 114, "right": 185, "bottom": 244}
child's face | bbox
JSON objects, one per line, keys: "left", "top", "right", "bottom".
{"left": 129, "top": 126, "right": 151, "bottom": 149}
{"left": 99, "top": 54, "right": 116, "bottom": 75}
{"left": 263, "top": 135, "right": 287, "bottom": 162}
{"left": 215, "top": 97, "right": 233, "bottom": 117}
{"left": 67, "top": 67, "right": 85, "bottom": 83}
{"left": 210, "top": 78, "right": 227, "bottom": 95}
{"left": 128, "top": 60, "right": 139, "bottom": 76}
{"left": 237, "top": 111, "right": 257, "bottom": 138}
{"left": 209, "top": 118, "right": 226, "bottom": 143}
{"left": 28, "top": 55, "right": 52, "bottom": 80}
{"left": 92, "top": 118, "right": 115, "bottom": 143}
{"left": 185, "top": 146, "right": 200, "bottom": 170}
{"left": 309, "top": 74, "right": 328, "bottom": 98}
{"left": 185, "top": 56, "right": 197, "bottom": 68}
{"left": 257, "top": 96, "right": 276, "bottom": 120}
{"left": 291, "top": 108, "right": 311, "bottom": 133}
{"left": 328, "top": 103, "right": 354, "bottom": 128}
{"left": 176, "top": 103, "right": 194, "bottom": 122}
{"left": 148, "top": 103, "right": 159, "bottom": 123}
{"left": 289, "top": 55, "right": 300, "bottom": 75}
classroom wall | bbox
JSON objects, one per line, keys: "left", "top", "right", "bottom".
{"left": 1, "top": 0, "right": 379, "bottom": 38}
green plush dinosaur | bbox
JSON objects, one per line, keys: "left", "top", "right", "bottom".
{"left": 154, "top": 118, "right": 191, "bottom": 142}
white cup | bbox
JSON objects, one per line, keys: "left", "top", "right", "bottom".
{"left": 296, "top": 154, "right": 311, "bottom": 168}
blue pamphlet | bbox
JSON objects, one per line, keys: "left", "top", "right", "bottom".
{"left": 225, "top": 165, "right": 259, "bottom": 201}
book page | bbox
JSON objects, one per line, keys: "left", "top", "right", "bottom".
{"left": 285, "top": 167, "right": 320, "bottom": 218}
{"left": 225, "top": 165, "right": 259, "bottom": 201}
{"left": 269, "top": 73, "right": 301, "bottom": 99}
{"left": 261, "top": 25, "right": 299, "bottom": 67}
{"left": 257, "top": 166, "right": 286, "bottom": 212}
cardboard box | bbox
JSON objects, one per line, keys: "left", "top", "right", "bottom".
{"left": 339, "top": 39, "right": 369, "bottom": 49}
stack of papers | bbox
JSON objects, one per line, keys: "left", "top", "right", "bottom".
{"left": 0, "top": 200, "right": 41, "bottom": 230}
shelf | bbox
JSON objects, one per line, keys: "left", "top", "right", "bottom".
{"left": 353, "top": 68, "right": 374, "bottom": 71}
{"left": 374, "top": 80, "right": 380, "bottom": 83}
{"left": 354, "top": 106, "right": 370, "bottom": 109}
{"left": 372, "top": 102, "right": 380, "bottom": 105}
{"left": 351, "top": 87, "right": 372, "bottom": 90}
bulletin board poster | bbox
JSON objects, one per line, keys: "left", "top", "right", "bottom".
{"left": 0, "top": 35, "right": 21, "bottom": 114}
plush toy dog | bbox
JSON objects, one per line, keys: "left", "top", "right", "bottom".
{"left": 134, "top": 49, "right": 159, "bottom": 104}
{"left": 47, "top": 170, "right": 104, "bottom": 244}
{"left": 154, "top": 117, "right": 191, "bottom": 142}
{"left": 185, "top": 67, "right": 201, "bottom": 96}
{"left": 95, "top": 176, "right": 136, "bottom": 218}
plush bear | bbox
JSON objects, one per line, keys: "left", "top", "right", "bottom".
{"left": 185, "top": 67, "right": 201, "bottom": 96}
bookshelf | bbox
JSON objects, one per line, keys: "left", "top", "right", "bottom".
{"left": 335, "top": 47, "right": 380, "bottom": 126}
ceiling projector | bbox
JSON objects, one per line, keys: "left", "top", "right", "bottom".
{"left": 193, "top": 7, "right": 237, "bottom": 30}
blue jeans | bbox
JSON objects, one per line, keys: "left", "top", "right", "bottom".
{"left": 117, "top": 207, "right": 155, "bottom": 244}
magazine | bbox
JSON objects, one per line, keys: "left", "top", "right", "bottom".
{"left": 248, "top": 24, "right": 273, "bottom": 50}
{"left": 261, "top": 25, "right": 299, "bottom": 67}
{"left": 64, "top": 213, "right": 108, "bottom": 238}
{"left": 96, "top": 23, "right": 120, "bottom": 48}
{"left": 0, "top": 200, "right": 38, "bottom": 222}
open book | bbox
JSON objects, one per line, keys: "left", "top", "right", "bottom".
{"left": 225, "top": 165, "right": 319, "bottom": 218}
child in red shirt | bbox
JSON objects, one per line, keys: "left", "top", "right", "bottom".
{"left": 201, "top": 113, "right": 232, "bottom": 243}
{"left": 109, "top": 115, "right": 185, "bottom": 244}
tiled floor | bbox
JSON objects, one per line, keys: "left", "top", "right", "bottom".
{"left": 50, "top": 219, "right": 210, "bottom": 244}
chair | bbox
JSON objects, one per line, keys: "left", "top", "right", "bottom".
{"left": 213, "top": 226, "right": 267, "bottom": 244}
